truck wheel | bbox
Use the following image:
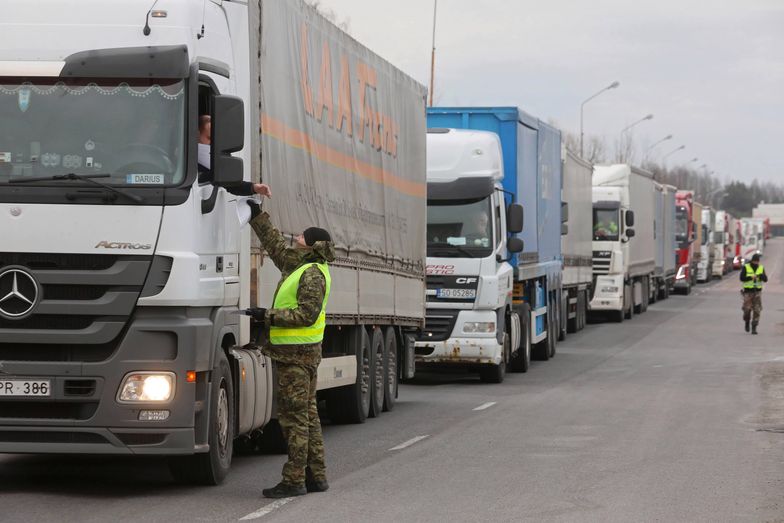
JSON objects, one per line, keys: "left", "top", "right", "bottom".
{"left": 579, "top": 291, "right": 587, "bottom": 330}
{"left": 625, "top": 284, "right": 634, "bottom": 319}
{"left": 640, "top": 279, "right": 649, "bottom": 313}
{"left": 327, "top": 327, "right": 371, "bottom": 424}
{"left": 567, "top": 292, "right": 578, "bottom": 334}
{"left": 169, "top": 351, "right": 234, "bottom": 485}
{"left": 382, "top": 327, "right": 397, "bottom": 412}
{"left": 510, "top": 303, "right": 531, "bottom": 373}
{"left": 480, "top": 335, "right": 508, "bottom": 383}
{"left": 369, "top": 328, "right": 385, "bottom": 418}
{"left": 558, "top": 292, "right": 568, "bottom": 341}
{"left": 548, "top": 306, "right": 556, "bottom": 358}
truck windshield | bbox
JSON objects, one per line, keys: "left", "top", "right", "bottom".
{"left": 0, "top": 77, "right": 185, "bottom": 186}
{"left": 676, "top": 206, "right": 689, "bottom": 247}
{"left": 592, "top": 207, "right": 619, "bottom": 241}
{"left": 427, "top": 197, "right": 493, "bottom": 257}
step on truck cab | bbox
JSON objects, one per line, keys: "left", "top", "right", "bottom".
{"left": 0, "top": 0, "right": 426, "bottom": 484}
{"left": 590, "top": 164, "right": 656, "bottom": 322}
{"left": 417, "top": 107, "right": 564, "bottom": 383}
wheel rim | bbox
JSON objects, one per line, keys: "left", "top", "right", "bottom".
{"left": 216, "top": 382, "right": 229, "bottom": 458}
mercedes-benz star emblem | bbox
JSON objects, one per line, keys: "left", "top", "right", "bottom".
{"left": 0, "top": 268, "right": 39, "bottom": 319}
{"left": 10, "top": 207, "right": 21, "bottom": 217}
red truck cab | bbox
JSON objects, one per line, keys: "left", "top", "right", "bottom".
{"left": 674, "top": 191, "right": 696, "bottom": 294}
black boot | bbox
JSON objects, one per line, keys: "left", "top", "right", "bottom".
{"left": 752, "top": 323, "right": 758, "bottom": 335}
{"left": 745, "top": 318, "right": 750, "bottom": 332}
{"left": 305, "top": 466, "right": 329, "bottom": 493}
{"left": 262, "top": 482, "right": 306, "bottom": 499}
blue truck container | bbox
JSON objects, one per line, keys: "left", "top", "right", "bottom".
{"left": 426, "top": 107, "right": 564, "bottom": 356}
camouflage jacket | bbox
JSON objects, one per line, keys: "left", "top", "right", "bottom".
{"left": 251, "top": 212, "right": 335, "bottom": 366}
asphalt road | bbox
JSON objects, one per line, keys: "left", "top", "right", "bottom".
{"left": 2, "top": 240, "right": 784, "bottom": 522}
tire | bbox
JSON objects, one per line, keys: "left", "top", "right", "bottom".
{"left": 368, "top": 327, "right": 385, "bottom": 418}
{"left": 548, "top": 306, "right": 556, "bottom": 358}
{"left": 510, "top": 303, "right": 531, "bottom": 373}
{"left": 382, "top": 327, "right": 397, "bottom": 412}
{"left": 169, "top": 351, "right": 234, "bottom": 485}
{"left": 625, "top": 284, "right": 634, "bottom": 319}
{"left": 640, "top": 279, "right": 649, "bottom": 313}
{"left": 327, "top": 327, "right": 371, "bottom": 424}
{"left": 480, "top": 334, "right": 508, "bottom": 383}
{"left": 558, "top": 292, "right": 568, "bottom": 341}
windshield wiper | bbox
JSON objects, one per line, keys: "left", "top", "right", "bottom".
{"left": 9, "top": 173, "right": 143, "bottom": 203}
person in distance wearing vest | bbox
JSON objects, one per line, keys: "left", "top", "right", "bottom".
{"left": 246, "top": 198, "right": 334, "bottom": 499}
{"left": 739, "top": 253, "right": 767, "bottom": 335}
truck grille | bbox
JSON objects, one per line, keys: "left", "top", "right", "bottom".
{"left": 0, "top": 252, "right": 155, "bottom": 362}
{"left": 592, "top": 250, "right": 612, "bottom": 275}
{"left": 416, "top": 309, "right": 459, "bottom": 342}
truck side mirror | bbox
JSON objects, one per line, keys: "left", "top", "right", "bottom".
{"left": 507, "top": 237, "right": 524, "bottom": 253}
{"left": 561, "top": 202, "right": 569, "bottom": 223}
{"left": 625, "top": 210, "right": 635, "bottom": 227}
{"left": 561, "top": 223, "right": 568, "bottom": 236}
{"left": 211, "top": 94, "right": 245, "bottom": 187}
{"left": 626, "top": 228, "right": 636, "bottom": 238}
{"left": 507, "top": 203, "right": 524, "bottom": 234}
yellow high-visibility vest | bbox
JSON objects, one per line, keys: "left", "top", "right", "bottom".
{"left": 742, "top": 263, "right": 764, "bottom": 290}
{"left": 269, "top": 262, "right": 331, "bottom": 345}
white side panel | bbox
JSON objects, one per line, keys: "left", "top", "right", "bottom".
{"left": 395, "top": 276, "right": 426, "bottom": 321}
{"left": 359, "top": 271, "right": 395, "bottom": 316}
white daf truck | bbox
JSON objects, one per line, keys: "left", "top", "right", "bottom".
{"left": 590, "top": 165, "right": 656, "bottom": 322}
{"left": 0, "top": 0, "right": 426, "bottom": 484}
{"left": 697, "top": 207, "right": 715, "bottom": 282}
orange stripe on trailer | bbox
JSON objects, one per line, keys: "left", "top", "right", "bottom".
{"left": 261, "top": 113, "right": 425, "bottom": 198}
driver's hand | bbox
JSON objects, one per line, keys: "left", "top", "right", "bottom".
{"left": 253, "top": 183, "right": 272, "bottom": 198}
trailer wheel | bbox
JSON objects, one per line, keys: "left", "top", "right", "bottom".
{"left": 567, "top": 291, "right": 578, "bottom": 334}
{"left": 558, "top": 291, "right": 568, "bottom": 341}
{"left": 327, "top": 327, "right": 371, "bottom": 424}
{"left": 168, "top": 351, "right": 234, "bottom": 485}
{"left": 548, "top": 305, "right": 556, "bottom": 358}
{"left": 510, "top": 303, "right": 531, "bottom": 373}
{"left": 368, "top": 327, "right": 385, "bottom": 418}
{"left": 382, "top": 327, "right": 397, "bottom": 412}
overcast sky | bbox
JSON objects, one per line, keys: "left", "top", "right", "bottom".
{"left": 317, "top": 0, "right": 783, "bottom": 184}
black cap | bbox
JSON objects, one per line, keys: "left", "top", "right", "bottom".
{"left": 303, "top": 227, "right": 331, "bottom": 246}
{"left": 751, "top": 253, "right": 761, "bottom": 262}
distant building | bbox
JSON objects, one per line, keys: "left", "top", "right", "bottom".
{"left": 753, "top": 202, "right": 784, "bottom": 236}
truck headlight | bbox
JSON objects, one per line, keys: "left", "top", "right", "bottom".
{"left": 118, "top": 372, "right": 175, "bottom": 402}
{"left": 600, "top": 286, "right": 619, "bottom": 293}
{"left": 463, "top": 322, "right": 495, "bottom": 333}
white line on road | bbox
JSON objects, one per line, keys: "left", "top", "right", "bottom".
{"left": 240, "top": 498, "right": 296, "bottom": 521}
{"left": 388, "top": 435, "right": 430, "bottom": 451}
{"left": 473, "top": 401, "right": 497, "bottom": 411}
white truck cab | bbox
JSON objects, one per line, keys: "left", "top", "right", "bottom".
{"left": 416, "top": 129, "right": 523, "bottom": 383}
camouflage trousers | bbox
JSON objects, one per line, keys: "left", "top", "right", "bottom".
{"left": 742, "top": 291, "right": 762, "bottom": 323}
{"left": 277, "top": 362, "right": 326, "bottom": 486}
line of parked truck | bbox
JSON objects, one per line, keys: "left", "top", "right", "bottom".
{"left": 0, "top": 0, "right": 770, "bottom": 485}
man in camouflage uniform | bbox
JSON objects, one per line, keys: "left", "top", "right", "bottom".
{"left": 246, "top": 199, "right": 334, "bottom": 498}
{"left": 739, "top": 253, "right": 768, "bottom": 335}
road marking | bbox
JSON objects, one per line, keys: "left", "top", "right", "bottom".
{"left": 388, "top": 435, "right": 430, "bottom": 451}
{"left": 473, "top": 401, "right": 497, "bottom": 411}
{"left": 240, "top": 498, "right": 296, "bottom": 520}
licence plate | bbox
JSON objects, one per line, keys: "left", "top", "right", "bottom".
{"left": 436, "top": 288, "right": 476, "bottom": 299}
{"left": 0, "top": 380, "right": 51, "bottom": 397}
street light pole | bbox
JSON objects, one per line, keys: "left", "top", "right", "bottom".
{"left": 428, "top": 0, "right": 438, "bottom": 107}
{"left": 580, "top": 80, "right": 620, "bottom": 158}
{"left": 617, "top": 113, "right": 653, "bottom": 162}
{"left": 643, "top": 134, "right": 673, "bottom": 163}
{"left": 663, "top": 145, "right": 686, "bottom": 160}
